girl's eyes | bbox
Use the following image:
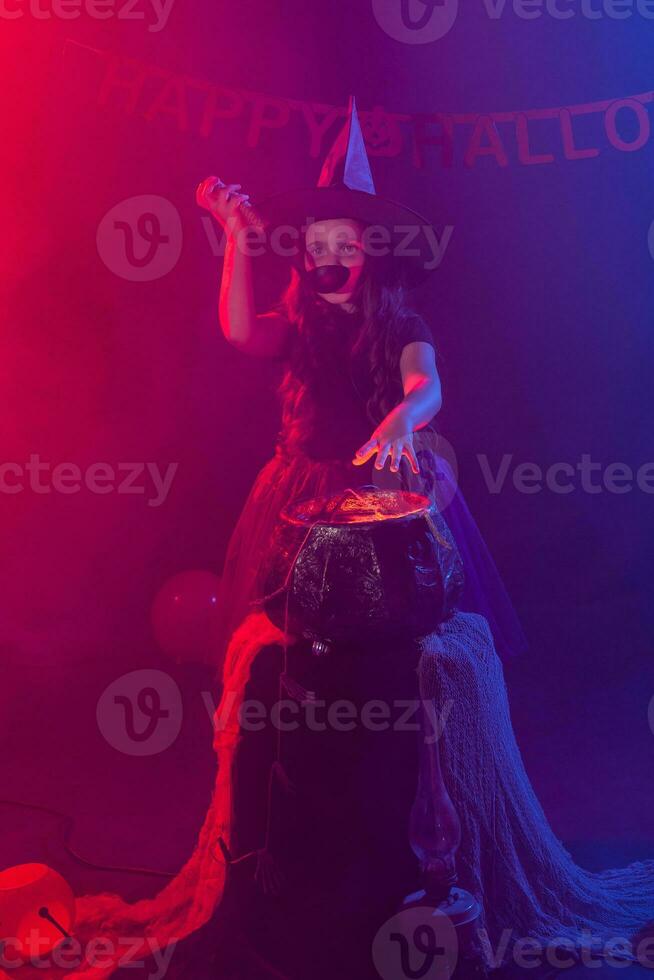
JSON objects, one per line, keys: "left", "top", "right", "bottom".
{"left": 307, "top": 243, "right": 358, "bottom": 256}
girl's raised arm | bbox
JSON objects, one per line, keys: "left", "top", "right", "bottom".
{"left": 196, "top": 176, "right": 291, "bottom": 358}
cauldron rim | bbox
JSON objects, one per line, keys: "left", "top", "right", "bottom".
{"left": 279, "top": 489, "right": 433, "bottom": 529}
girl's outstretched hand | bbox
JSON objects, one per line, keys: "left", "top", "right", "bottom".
{"left": 353, "top": 420, "right": 420, "bottom": 475}
{"left": 195, "top": 175, "right": 251, "bottom": 231}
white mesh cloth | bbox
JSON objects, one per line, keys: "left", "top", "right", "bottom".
{"left": 418, "top": 611, "right": 654, "bottom": 969}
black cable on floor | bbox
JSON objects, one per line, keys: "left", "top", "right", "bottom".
{"left": 0, "top": 798, "right": 175, "bottom": 879}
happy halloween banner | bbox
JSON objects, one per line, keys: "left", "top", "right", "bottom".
{"left": 63, "top": 39, "right": 653, "bottom": 169}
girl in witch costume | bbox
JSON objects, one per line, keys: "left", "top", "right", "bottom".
{"left": 41, "top": 99, "right": 652, "bottom": 980}
{"left": 197, "top": 96, "right": 528, "bottom": 668}
{"left": 193, "top": 108, "right": 654, "bottom": 973}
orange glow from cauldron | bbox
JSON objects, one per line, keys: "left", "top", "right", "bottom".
{"left": 283, "top": 488, "right": 431, "bottom": 526}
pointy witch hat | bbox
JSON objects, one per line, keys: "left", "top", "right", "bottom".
{"left": 257, "top": 96, "right": 437, "bottom": 288}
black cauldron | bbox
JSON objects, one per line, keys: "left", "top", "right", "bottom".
{"left": 260, "top": 487, "right": 464, "bottom": 645}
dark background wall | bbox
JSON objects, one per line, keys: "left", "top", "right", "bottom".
{"left": 1, "top": 0, "right": 653, "bottom": 884}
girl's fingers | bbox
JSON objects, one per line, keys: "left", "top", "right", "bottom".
{"left": 196, "top": 177, "right": 214, "bottom": 204}
{"left": 196, "top": 177, "right": 225, "bottom": 207}
{"left": 353, "top": 439, "right": 378, "bottom": 464}
{"left": 390, "top": 442, "right": 403, "bottom": 473}
{"left": 374, "top": 443, "right": 392, "bottom": 471}
{"left": 404, "top": 443, "right": 420, "bottom": 475}
{"left": 197, "top": 178, "right": 243, "bottom": 201}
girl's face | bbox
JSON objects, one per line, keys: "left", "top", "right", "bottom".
{"left": 304, "top": 218, "right": 366, "bottom": 306}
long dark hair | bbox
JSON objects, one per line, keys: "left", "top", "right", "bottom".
{"left": 274, "top": 251, "right": 420, "bottom": 448}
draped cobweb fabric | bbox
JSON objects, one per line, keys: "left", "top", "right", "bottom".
{"left": 24, "top": 442, "right": 651, "bottom": 976}
{"left": 23, "top": 610, "right": 654, "bottom": 977}
{"left": 419, "top": 611, "right": 654, "bottom": 969}
{"left": 15, "top": 613, "right": 285, "bottom": 980}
